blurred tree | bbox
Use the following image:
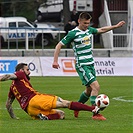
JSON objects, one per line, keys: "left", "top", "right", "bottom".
{"left": 63, "top": 0, "right": 71, "bottom": 26}
{"left": 0, "top": 0, "right": 71, "bottom": 26}
{"left": 0, "top": 0, "right": 45, "bottom": 21}
{"left": 0, "top": 3, "right": 2, "bottom": 16}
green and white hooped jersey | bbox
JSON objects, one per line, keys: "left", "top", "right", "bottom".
{"left": 61, "top": 27, "right": 98, "bottom": 67}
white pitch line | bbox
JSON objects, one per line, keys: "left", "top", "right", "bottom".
{"left": 112, "top": 96, "right": 133, "bottom": 102}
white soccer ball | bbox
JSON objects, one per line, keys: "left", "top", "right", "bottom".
{"left": 95, "top": 94, "right": 110, "bottom": 108}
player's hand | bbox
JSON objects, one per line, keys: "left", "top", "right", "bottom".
{"left": 52, "top": 62, "right": 60, "bottom": 69}
{"left": 116, "top": 21, "right": 125, "bottom": 28}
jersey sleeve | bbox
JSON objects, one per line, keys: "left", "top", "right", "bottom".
{"left": 89, "top": 27, "right": 98, "bottom": 34}
{"left": 60, "top": 31, "right": 75, "bottom": 45}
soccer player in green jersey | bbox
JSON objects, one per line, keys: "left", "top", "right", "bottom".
{"left": 52, "top": 12, "right": 125, "bottom": 120}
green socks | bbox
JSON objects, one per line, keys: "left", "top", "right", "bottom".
{"left": 90, "top": 96, "right": 97, "bottom": 105}
{"left": 78, "top": 92, "right": 97, "bottom": 105}
{"left": 78, "top": 92, "right": 89, "bottom": 103}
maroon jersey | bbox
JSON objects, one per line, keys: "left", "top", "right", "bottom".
{"left": 8, "top": 71, "right": 39, "bottom": 111}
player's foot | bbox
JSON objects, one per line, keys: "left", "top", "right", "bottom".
{"left": 92, "top": 114, "right": 106, "bottom": 121}
{"left": 37, "top": 113, "right": 49, "bottom": 120}
{"left": 92, "top": 106, "right": 100, "bottom": 114}
{"left": 74, "top": 110, "right": 79, "bottom": 118}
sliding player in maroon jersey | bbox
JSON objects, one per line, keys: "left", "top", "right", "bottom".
{"left": 0, "top": 63, "right": 101, "bottom": 120}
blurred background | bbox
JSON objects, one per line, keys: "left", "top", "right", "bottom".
{"left": 0, "top": 0, "right": 132, "bottom": 57}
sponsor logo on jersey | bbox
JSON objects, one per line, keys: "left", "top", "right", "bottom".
{"left": 81, "top": 36, "right": 90, "bottom": 45}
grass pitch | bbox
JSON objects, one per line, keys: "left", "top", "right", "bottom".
{"left": 0, "top": 76, "right": 132, "bottom": 133}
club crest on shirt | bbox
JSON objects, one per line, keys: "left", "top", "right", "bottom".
{"left": 81, "top": 36, "right": 90, "bottom": 45}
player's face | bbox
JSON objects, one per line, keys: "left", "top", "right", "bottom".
{"left": 78, "top": 18, "right": 91, "bottom": 31}
{"left": 23, "top": 66, "right": 30, "bottom": 76}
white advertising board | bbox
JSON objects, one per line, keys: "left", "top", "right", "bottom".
{"left": 132, "top": 16, "right": 133, "bottom": 49}
{"left": 40, "top": 57, "right": 78, "bottom": 76}
{"left": 94, "top": 57, "right": 132, "bottom": 76}
{"left": 0, "top": 57, "right": 42, "bottom": 76}
{"left": 0, "top": 57, "right": 132, "bottom": 76}
{"left": 40, "top": 57, "right": 133, "bottom": 76}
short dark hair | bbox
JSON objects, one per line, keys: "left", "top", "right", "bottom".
{"left": 15, "top": 63, "right": 28, "bottom": 71}
{"left": 79, "top": 12, "right": 92, "bottom": 20}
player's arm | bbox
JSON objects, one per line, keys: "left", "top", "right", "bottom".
{"left": 6, "top": 96, "right": 19, "bottom": 119}
{"left": 0, "top": 74, "right": 17, "bottom": 81}
{"left": 97, "top": 21, "right": 125, "bottom": 34}
{"left": 52, "top": 42, "right": 63, "bottom": 69}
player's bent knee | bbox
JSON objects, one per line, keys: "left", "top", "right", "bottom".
{"left": 63, "top": 100, "right": 71, "bottom": 108}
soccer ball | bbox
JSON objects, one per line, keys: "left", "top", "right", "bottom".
{"left": 95, "top": 94, "right": 110, "bottom": 108}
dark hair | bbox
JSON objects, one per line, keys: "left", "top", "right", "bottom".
{"left": 79, "top": 12, "right": 92, "bottom": 20}
{"left": 15, "top": 63, "right": 28, "bottom": 71}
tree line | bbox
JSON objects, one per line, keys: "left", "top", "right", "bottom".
{"left": 0, "top": 0, "right": 70, "bottom": 24}
{"left": 0, "top": 0, "right": 49, "bottom": 21}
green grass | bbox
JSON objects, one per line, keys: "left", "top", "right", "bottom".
{"left": 0, "top": 76, "right": 133, "bottom": 133}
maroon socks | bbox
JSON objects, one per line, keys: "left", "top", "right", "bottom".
{"left": 69, "top": 101, "right": 95, "bottom": 111}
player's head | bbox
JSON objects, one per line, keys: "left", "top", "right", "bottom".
{"left": 15, "top": 63, "right": 30, "bottom": 80}
{"left": 79, "top": 12, "right": 92, "bottom": 20}
{"left": 15, "top": 63, "right": 27, "bottom": 71}
{"left": 78, "top": 12, "right": 92, "bottom": 31}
